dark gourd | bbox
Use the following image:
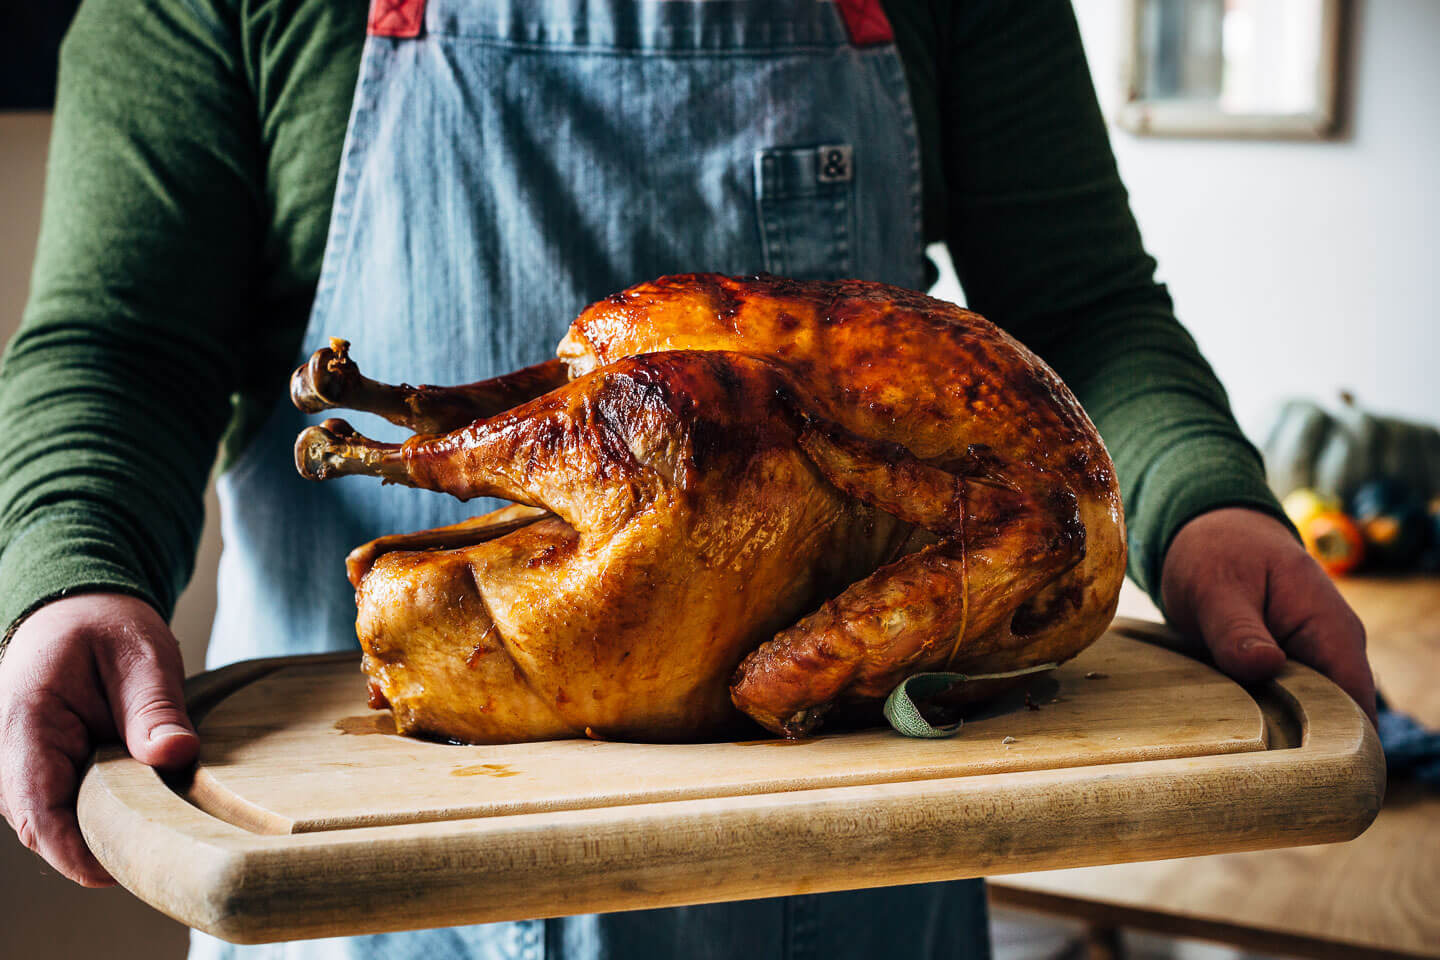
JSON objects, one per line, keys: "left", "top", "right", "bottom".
{"left": 1349, "top": 478, "right": 1429, "bottom": 569}
{"left": 1262, "top": 394, "right": 1440, "bottom": 505}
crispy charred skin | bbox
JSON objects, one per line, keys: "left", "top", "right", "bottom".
{"left": 297, "top": 274, "right": 1124, "bottom": 743}
{"left": 564, "top": 275, "right": 1113, "bottom": 502}
{"left": 563, "top": 275, "right": 1125, "bottom": 735}
{"left": 312, "top": 352, "right": 913, "bottom": 742}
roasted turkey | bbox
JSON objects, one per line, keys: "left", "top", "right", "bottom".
{"left": 292, "top": 274, "right": 1125, "bottom": 743}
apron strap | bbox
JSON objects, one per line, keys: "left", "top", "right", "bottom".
{"left": 366, "top": 0, "right": 894, "bottom": 47}
{"left": 369, "top": 0, "right": 425, "bottom": 38}
{"left": 834, "top": 0, "right": 894, "bottom": 46}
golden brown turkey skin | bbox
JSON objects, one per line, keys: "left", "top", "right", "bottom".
{"left": 341, "top": 352, "right": 911, "bottom": 742}
{"left": 295, "top": 274, "right": 1125, "bottom": 742}
{"left": 559, "top": 275, "right": 1125, "bottom": 734}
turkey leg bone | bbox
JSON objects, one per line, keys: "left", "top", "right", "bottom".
{"left": 292, "top": 338, "right": 570, "bottom": 435}
{"left": 295, "top": 374, "right": 666, "bottom": 538}
{"left": 730, "top": 416, "right": 1085, "bottom": 738}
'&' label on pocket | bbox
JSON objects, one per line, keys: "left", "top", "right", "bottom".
{"left": 754, "top": 144, "right": 856, "bottom": 280}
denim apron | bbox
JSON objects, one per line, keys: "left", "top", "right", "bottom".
{"left": 196, "top": 0, "right": 990, "bottom": 956}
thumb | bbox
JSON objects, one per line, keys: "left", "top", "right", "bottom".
{"left": 98, "top": 622, "right": 199, "bottom": 770}
{"left": 1193, "top": 591, "right": 1288, "bottom": 684}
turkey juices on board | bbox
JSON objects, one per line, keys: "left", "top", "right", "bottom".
{"left": 291, "top": 274, "right": 1125, "bottom": 743}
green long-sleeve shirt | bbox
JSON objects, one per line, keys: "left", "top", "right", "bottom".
{"left": 0, "top": 0, "right": 1285, "bottom": 642}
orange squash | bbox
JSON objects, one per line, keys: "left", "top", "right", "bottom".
{"left": 1299, "top": 511, "right": 1365, "bottom": 577}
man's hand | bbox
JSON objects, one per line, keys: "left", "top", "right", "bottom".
{"left": 0, "top": 593, "right": 198, "bottom": 886}
{"left": 1161, "top": 507, "right": 1377, "bottom": 727}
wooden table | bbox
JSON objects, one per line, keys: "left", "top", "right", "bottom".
{"left": 990, "top": 577, "right": 1440, "bottom": 960}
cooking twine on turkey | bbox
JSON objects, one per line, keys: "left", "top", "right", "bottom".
{"left": 292, "top": 274, "right": 1125, "bottom": 744}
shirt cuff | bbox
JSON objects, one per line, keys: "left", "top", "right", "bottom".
{"left": 0, "top": 510, "right": 163, "bottom": 656}
{"left": 1126, "top": 434, "right": 1296, "bottom": 614}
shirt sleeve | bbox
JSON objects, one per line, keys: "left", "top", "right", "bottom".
{"left": 936, "top": 0, "right": 1290, "bottom": 608}
{"left": 0, "top": 0, "right": 260, "bottom": 642}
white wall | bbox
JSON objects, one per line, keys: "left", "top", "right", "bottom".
{"left": 1071, "top": 0, "right": 1440, "bottom": 438}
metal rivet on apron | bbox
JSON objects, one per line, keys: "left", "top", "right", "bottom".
{"left": 816, "top": 144, "right": 853, "bottom": 183}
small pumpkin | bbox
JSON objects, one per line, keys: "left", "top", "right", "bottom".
{"left": 1262, "top": 393, "right": 1440, "bottom": 506}
{"left": 1349, "top": 479, "right": 1428, "bottom": 570}
{"left": 1299, "top": 511, "right": 1365, "bottom": 577}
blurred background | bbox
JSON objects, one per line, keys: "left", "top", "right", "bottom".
{"left": 1, "top": 0, "right": 1435, "bottom": 957}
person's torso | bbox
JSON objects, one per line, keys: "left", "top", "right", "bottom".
{"left": 222, "top": 0, "right": 957, "bottom": 465}
{"left": 199, "top": 1, "right": 987, "bottom": 956}
{"left": 212, "top": 0, "right": 934, "bottom": 664}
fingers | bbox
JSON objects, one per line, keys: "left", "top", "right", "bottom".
{"left": 1162, "top": 508, "right": 1380, "bottom": 728}
{"left": 96, "top": 623, "right": 199, "bottom": 771}
{"left": 1, "top": 593, "right": 198, "bottom": 888}
{"left": 0, "top": 700, "right": 114, "bottom": 887}
{"left": 1268, "top": 571, "right": 1377, "bottom": 727}
{"left": 1161, "top": 513, "right": 1290, "bottom": 685}
{"left": 1287, "top": 624, "right": 1377, "bottom": 728}
{"left": 1187, "top": 586, "right": 1289, "bottom": 684}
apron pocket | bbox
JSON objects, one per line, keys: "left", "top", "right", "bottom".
{"left": 754, "top": 144, "right": 855, "bottom": 281}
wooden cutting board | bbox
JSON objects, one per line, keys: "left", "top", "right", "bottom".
{"left": 76, "top": 619, "right": 1383, "bottom": 945}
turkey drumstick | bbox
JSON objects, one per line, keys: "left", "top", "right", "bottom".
{"left": 292, "top": 337, "right": 569, "bottom": 434}
{"left": 297, "top": 358, "right": 703, "bottom": 537}
{"left": 730, "top": 416, "right": 1086, "bottom": 737}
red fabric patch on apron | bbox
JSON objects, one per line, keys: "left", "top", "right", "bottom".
{"left": 834, "top": 0, "right": 894, "bottom": 46}
{"left": 368, "top": 0, "right": 425, "bottom": 38}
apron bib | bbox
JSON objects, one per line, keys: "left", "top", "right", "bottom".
{"left": 199, "top": 0, "right": 987, "bottom": 956}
